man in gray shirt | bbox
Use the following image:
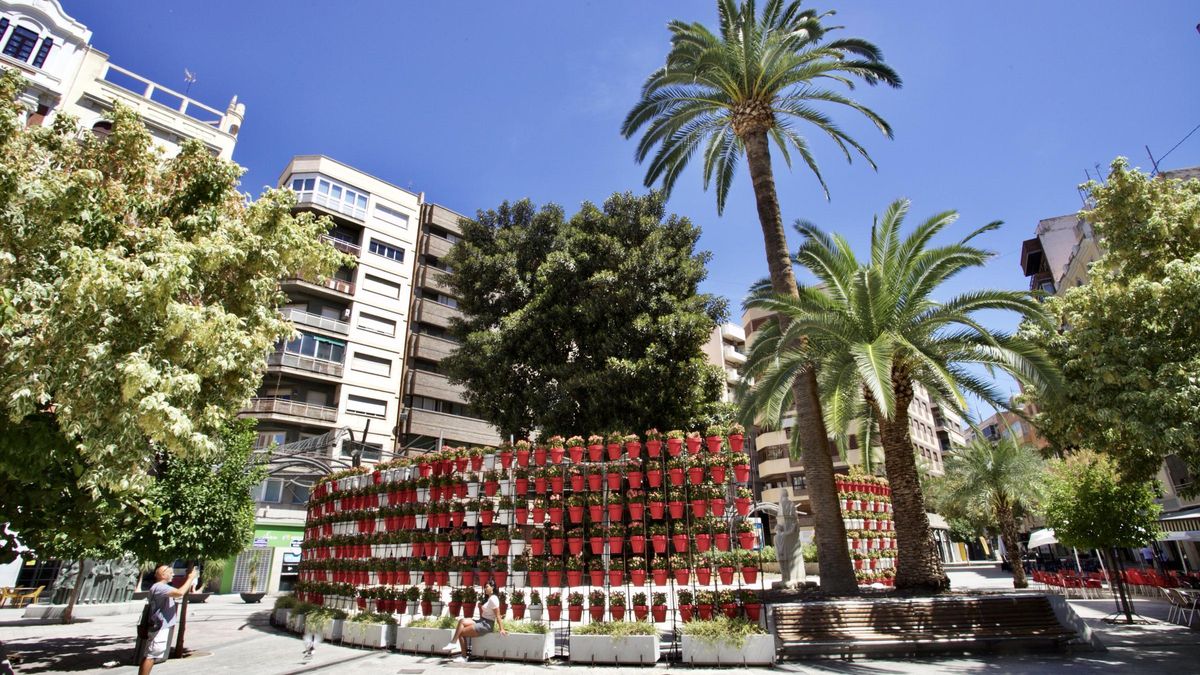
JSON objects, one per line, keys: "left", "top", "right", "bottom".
{"left": 139, "top": 565, "right": 198, "bottom": 675}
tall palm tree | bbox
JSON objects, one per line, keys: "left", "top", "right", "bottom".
{"left": 934, "top": 435, "right": 1046, "bottom": 588}
{"left": 741, "top": 199, "right": 1058, "bottom": 591}
{"left": 622, "top": 0, "right": 900, "bottom": 595}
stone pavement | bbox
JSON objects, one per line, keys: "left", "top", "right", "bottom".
{"left": 2, "top": 566, "right": 1196, "bottom": 674}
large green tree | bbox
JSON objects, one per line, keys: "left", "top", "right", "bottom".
{"left": 441, "top": 191, "right": 725, "bottom": 437}
{"left": 740, "top": 200, "right": 1057, "bottom": 591}
{"left": 1026, "top": 159, "right": 1200, "bottom": 491}
{"left": 1042, "top": 450, "right": 1160, "bottom": 622}
{"left": 931, "top": 436, "right": 1046, "bottom": 589}
{"left": 0, "top": 68, "right": 346, "bottom": 544}
{"left": 622, "top": 0, "right": 901, "bottom": 594}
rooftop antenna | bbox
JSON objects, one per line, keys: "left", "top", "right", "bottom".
{"left": 183, "top": 69, "right": 196, "bottom": 96}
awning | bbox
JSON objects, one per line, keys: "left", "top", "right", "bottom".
{"left": 1028, "top": 529, "right": 1058, "bottom": 548}
{"left": 1159, "top": 506, "right": 1200, "bottom": 533}
{"left": 1159, "top": 530, "right": 1200, "bottom": 543}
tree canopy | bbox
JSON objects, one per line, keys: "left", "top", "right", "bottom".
{"left": 441, "top": 191, "right": 726, "bottom": 437}
{"left": 1025, "top": 158, "right": 1200, "bottom": 490}
{"left": 1041, "top": 450, "right": 1160, "bottom": 552}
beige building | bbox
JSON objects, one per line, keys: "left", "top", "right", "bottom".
{"left": 701, "top": 322, "right": 747, "bottom": 404}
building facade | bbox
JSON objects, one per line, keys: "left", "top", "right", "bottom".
{"left": 0, "top": 0, "right": 243, "bottom": 159}
{"left": 701, "top": 322, "right": 747, "bottom": 404}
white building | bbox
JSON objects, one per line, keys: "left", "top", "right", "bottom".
{"left": 0, "top": 0, "right": 243, "bottom": 159}
{"left": 234, "top": 156, "right": 422, "bottom": 593}
{"left": 701, "top": 322, "right": 747, "bottom": 404}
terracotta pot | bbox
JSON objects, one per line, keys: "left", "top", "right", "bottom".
{"left": 516, "top": 477, "right": 529, "bottom": 495}
{"left": 742, "top": 566, "right": 758, "bottom": 584}
{"left": 568, "top": 605, "right": 582, "bottom": 622}
{"left": 718, "top": 567, "right": 734, "bottom": 585}
{"left": 691, "top": 500, "right": 707, "bottom": 517}
{"left": 516, "top": 450, "right": 530, "bottom": 467}
{"left": 646, "top": 440, "right": 662, "bottom": 458}
{"left": 496, "top": 539, "right": 511, "bottom": 556}
{"left": 499, "top": 451, "right": 513, "bottom": 469}
{"left": 462, "top": 571, "right": 475, "bottom": 586}
{"left": 587, "top": 445, "right": 604, "bottom": 462}
{"left": 567, "top": 537, "right": 582, "bottom": 556}
{"left": 672, "top": 534, "right": 689, "bottom": 552}
{"left": 551, "top": 476, "right": 564, "bottom": 493}
{"left": 570, "top": 474, "right": 584, "bottom": 491}
{"left": 534, "top": 477, "right": 547, "bottom": 494}
{"left": 649, "top": 502, "right": 664, "bottom": 519}
{"left": 679, "top": 605, "right": 693, "bottom": 622}
{"left": 652, "top": 605, "right": 667, "bottom": 622}
{"left": 630, "top": 569, "right": 646, "bottom": 586}
{"left": 589, "top": 537, "right": 605, "bottom": 555}
{"left": 688, "top": 467, "right": 705, "bottom": 485}
{"left": 606, "top": 443, "right": 622, "bottom": 461}
{"left": 608, "top": 536, "right": 624, "bottom": 554}
{"left": 529, "top": 571, "right": 544, "bottom": 587}
{"left": 481, "top": 510, "right": 495, "bottom": 526}
{"left": 606, "top": 473, "right": 622, "bottom": 491}
{"left": 550, "top": 447, "right": 564, "bottom": 464}
{"left": 515, "top": 507, "right": 529, "bottom": 524}
{"left": 608, "top": 570, "right": 624, "bottom": 586}
{"left": 628, "top": 471, "right": 643, "bottom": 489}
{"left": 567, "top": 570, "right": 583, "bottom": 586}
{"left": 568, "top": 446, "right": 584, "bottom": 463}
{"left": 607, "top": 503, "right": 623, "bottom": 521}
{"left": 697, "top": 604, "right": 714, "bottom": 621}
{"left": 548, "top": 507, "right": 563, "bottom": 525}
{"left": 633, "top": 605, "right": 649, "bottom": 621}
{"left": 463, "top": 601, "right": 476, "bottom": 617}
{"left": 695, "top": 534, "right": 711, "bottom": 553}
{"left": 610, "top": 606, "right": 626, "bottom": 621}
{"left": 549, "top": 605, "right": 563, "bottom": 621}
{"left": 588, "top": 505, "right": 603, "bottom": 521}
{"left": 695, "top": 567, "right": 712, "bottom": 585}
{"left": 652, "top": 569, "right": 668, "bottom": 585}
{"left": 646, "top": 469, "right": 662, "bottom": 488}
{"left": 668, "top": 469, "right": 685, "bottom": 487}
{"left": 589, "top": 606, "right": 605, "bottom": 621}
{"left": 722, "top": 603, "right": 740, "bottom": 619}
{"left": 735, "top": 497, "right": 751, "bottom": 516}
{"left": 551, "top": 538, "right": 565, "bottom": 555}
{"left": 710, "top": 498, "right": 726, "bottom": 516}
{"left": 729, "top": 434, "right": 744, "bottom": 452}
{"left": 629, "top": 535, "right": 646, "bottom": 554}
{"left": 421, "top": 600, "right": 432, "bottom": 616}
{"left": 738, "top": 531, "right": 756, "bottom": 550}
{"left": 533, "top": 507, "right": 545, "bottom": 523}
{"left": 589, "top": 570, "right": 604, "bottom": 586}
{"left": 587, "top": 474, "right": 603, "bottom": 491}
{"left": 667, "top": 438, "right": 683, "bottom": 456}
{"left": 512, "top": 604, "right": 526, "bottom": 620}
{"left": 568, "top": 506, "right": 585, "bottom": 523}
{"left": 548, "top": 570, "right": 563, "bottom": 587}
{"left": 530, "top": 538, "right": 545, "bottom": 555}
{"left": 534, "top": 448, "right": 547, "bottom": 465}
{"left": 685, "top": 437, "right": 702, "bottom": 455}
{"left": 673, "top": 568, "right": 690, "bottom": 585}
{"left": 668, "top": 501, "right": 684, "bottom": 518}
{"left": 628, "top": 502, "right": 645, "bottom": 520}
{"left": 710, "top": 466, "right": 727, "bottom": 484}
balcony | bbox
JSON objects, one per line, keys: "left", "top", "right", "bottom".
{"left": 723, "top": 346, "right": 747, "bottom": 365}
{"left": 410, "top": 333, "right": 457, "bottom": 362}
{"left": 242, "top": 397, "right": 339, "bottom": 425}
{"left": 282, "top": 276, "right": 355, "bottom": 300}
{"left": 421, "top": 233, "right": 455, "bottom": 258}
{"left": 296, "top": 191, "right": 367, "bottom": 222}
{"left": 321, "top": 234, "right": 361, "bottom": 257}
{"left": 416, "top": 299, "right": 457, "bottom": 327}
{"left": 725, "top": 368, "right": 741, "bottom": 385}
{"left": 721, "top": 323, "right": 746, "bottom": 343}
{"left": 267, "top": 351, "right": 344, "bottom": 380}
{"left": 418, "top": 266, "right": 453, "bottom": 295}
{"left": 283, "top": 308, "right": 350, "bottom": 335}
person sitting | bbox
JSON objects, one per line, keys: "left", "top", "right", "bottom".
{"left": 443, "top": 581, "right": 506, "bottom": 662}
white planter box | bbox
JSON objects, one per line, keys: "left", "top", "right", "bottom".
{"left": 321, "top": 618, "right": 344, "bottom": 641}
{"left": 496, "top": 511, "right": 511, "bottom": 525}
{"left": 451, "top": 541, "right": 465, "bottom": 556}
{"left": 481, "top": 541, "right": 494, "bottom": 556}
{"left": 393, "top": 626, "right": 456, "bottom": 654}
{"left": 287, "top": 614, "right": 306, "bottom": 633}
{"left": 483, "top": 454, "right": 497, "bottom": 471}
{"left": 447, "top": 571, "right": 462, "bottom": 586}
{"left": 510, "top": 571, "right": 527, "bottom": 588}
{"left": 510, "top": 540, "right": 527, "bottom": 556}
{"left": 473, "top": 631, "right": 554, "bottom": 662}
{"left": 468, "top": 484, "right": 481, "bottom": 498}
{"left": 399, "top": 543, "right": 412, "bottom": 557}
{"left": 464, "top": 513, "right": 478, "bottom": 527}
{"left": 681, "top": 634, "right": 775, "bottom": 666}
{"left": 569, "top": 634, "right": 660, "bottom": 665}
{"left": 342, "top": 621, "right": 394, "bottom": 649}
{"left": 274, "top": 609, "right": 290, "bottom": 626}
{"left": 528, "top": 606, "right": 544, "bottom": 622}
{"left": 415, "top": 515, "right": 427, "bottom": 528}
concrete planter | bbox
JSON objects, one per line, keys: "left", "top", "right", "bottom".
{"left": 393, "top": 626, "right": 456, "bottom": 654}
{"left": 287, "top": 613, "right": 306, "bottom": 634}
{"left": 321, "top": 618, "right": 344, "bottom": 642}
{"left": 273, "top": 609, "right": 290, "bottom": 626}
{"left": 681, "top": 634, "right": 775, "bottom": 666}
{"left": 804, "top": 562, "right": 820, "bottom": 577}
{"left": 342, "top": 621, "right": 394, "bottom": 648}
{"left": 569, "top": 634, "right": 660, "bottom": 665}
{"left": 473, "top": 631, "right": 554, "bottom": 662}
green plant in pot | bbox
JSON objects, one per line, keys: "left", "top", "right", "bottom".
{"left": 240, "top": 553, "right": 267, "bottom": 603}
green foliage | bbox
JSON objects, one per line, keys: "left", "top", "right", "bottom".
{"left": 503, "top": 620, "right": 550, "bottom": 635}
{"left": 126, "top": 420, "right": 266, "bottom": 563}
{"left": 680, "top": 616, "right": 765, "bottom": 648}
{"left": 442, "top": 192, "right": 726, "bottom": 437}
{"left": 409, "top": 616, "right": 457, "bottom": 629}
{"left": 929, "top": 436, "right": 1046, "bottom": 533}
{"left": 800, "top": 542, "right": 818, "bottom": 563}
{"left": 572, "top": 620, "right": 658, "bottom": 637}
{"left": 758, "top": 545, "right": 777, "bottom": 563}
{"left": 1041, "top": 450, "right": 1160, "bottom": 551}
{"left": 274, "top": 595, "right": 299, "bottom": 610}
{"left": 621, "top": 0, "right": 900, "bottom": 212}
{"left": 1025, "top": 159, "right": 1200, "bottom": 490}
{"left": 350, "top": 611, "right": 396, "bottom": 625}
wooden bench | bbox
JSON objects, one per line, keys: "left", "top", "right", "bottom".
{"left": 774, "top": 594, "right": 1079, "bottom": 658}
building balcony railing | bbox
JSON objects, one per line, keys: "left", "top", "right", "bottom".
{"left": 321, "top": 234, "right": 361, "bottom": 257}
{"left": 267, "top": 351, "right": 344, "bottom": 378}
{"left": 283, "top": 275, "right": 355, "bottom": 298}
{"left": 296, "top": 191, "right": 367, "bottom": 221}
{"left": 725, "top": 368, "right": 741, "bottom": 385}
{"left": 243, "top": 397, "right": 338, "bottom": 423}
{"left": 283, "top": 308, "right": 350, "bottom": 335}
{"left": 721, "top": 323, "right": 746, "bottom": 343}
{"left": 724, "top": 346, "right": 747, "bottom": 364}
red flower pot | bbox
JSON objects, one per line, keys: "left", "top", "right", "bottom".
{"left": 606, "top": 472, "right": 622, "bottom": 491}
{"left": 455, "top": 457, "right": 469, "bottom": 473}
{"left": 465, "top": 540, "right": 480, "bottom": 557}
{"left": 566, "top": 537, "right": 581, "bottom": 555}
{"left": 668, "top": 501, "right": 684, "bottom": 519}
{"left": 462, "top": 570, "right": 475, "bottom": 586}
{"left": 587, "top": 474, "right": 603, "bottom": 492}
{"left": 589, "top": 537, "right": 605, "bottom": 555}
{"left": 679, "top": 605, "right": 694, "bottom": 622}
{"left": 589, "top": 606, "right": 605, "bottom": 621}
{"left": 481, "top": 510, "right": 495, "bottom": 526}
{"left": 529, "top": 571, "right": 544, "bottom": 587}
{"left": 568, "top": 506, "right": 585, "bottom": 523}
{"left": 607, "top": 536, "right": 624, "bottom": 554}
{"left": 483, "top": 480, "right": 498, "bottom": 497}
{"left": 551, "top": 476, "right": 565, "bottom": 493}
{"left": 652, "top": 569, "right": 668, "bottom": 585}
{"left": 587, "top": 445, "right": 604, "bottom": 462}
{"left": 673, "top": 568, "right": 690, "bottom": 585}
{"left": 455, "top": 483, "right": 467, "bottom": 499}
{"left": 646, "top": 440, "right": 662, "bottom": 458}
{"left": 516, "top": 449, "right": 530, "bottom": 467}
{"left": 668, "top": 469, "right": 685, "bottom": 487}
{"left": 646, "top": 469, "right": 662, "bottom": 488}
{"left": 496, "top": 539, "right": 511, "bottom": 556}
{"left": 567, "top": 570, "right": 583, "bottom": 586}
{"left": 705, "top": 436, "right": 722, "bottom": 453}
{"left": 551, "top": 538, "right": 565, "bottom": 555}
{"left": 630, "top": 569, "right": 646, "bottom": 586}
{"left": 735, "top": 497, "right": 751, "bottom": 516}
{"left": 568, "top": 446, "right": 583, "bottom": 463}
{"left": 722, "top": 603, "right": 740, "bottom": 619}
{"left": 550, "top": 447, "right": 564, "bottom": 464}
{"left": 499, "top": 451, "right": 513, "bottom": 469}
{"left": 695, "top": 566, "right": 712, "bottom": 585}
{"left": 610, "top": 606, "right": 626, "bottom": 621}
{"left": 626, "top": 441, "right": 642, "bottom": 459}
{"left": 628, "top": 471, "right": 643, "bottom": 489}
{"left": 629, "top": 535, "right": 646, "bottom": 554}
{"left": 548, "top": 570, "right": 563, "bottom": 587}
{"left": 478, "top": 570, "right": 491, "bottom": 586}
{"left": 419, "top": 462, "right": 432, "bottom": 477}
{"left": 570, "top": 474, "right": 584, "bottom": 492}
{"left": 532, "top": 506, "right": 545, "bottom": 523}
{"left": 667, "top": 438, "right": 683, "bottom": 457}
{"left": 688, "top": 467, "right": 705, "bottom": 485}
{"left": 516, "top": 507, "right": 529, "bottom": 524}
{"left": 549, "top": 507, "right": 564, "bottom": 525}
{"left": 438, "top": 540, "right": 452, "bottom": 556}
{"left": 511, "top": 603, "right": 527, "bottom": 620}
{"left": 567, "top": 605, "right": 582, "bottom": 622}
{"left": 628, "top": 502, "right": 645, "bottom": 520}
{"left": 744, "top": 603, "right": 761, "bottom": 621}
{"left": 589, "top": 570, "right": 605, "bottom": 586}
{"left": 715, "top": 533, "right": 731, "bottom": 551}
{"left": 710, "top": 498, "right": 726, "bottom": 516}
{"left": 691, "top": 500, "right": 707, "bottom": 517}
{"left": 652, "top": 605, "right": 667, "bottom": 622}
{"left": 607, "top": 503, "right": 623, "bottom": 521}
{"left": 649, "top": 501, "right": 665, "bottom": 519}
{"left": 697, "top": 604, "right": 714, "bottom": 621}
{"left": 742, "top": 566, "right": 758, "bottom": 584}
{"left": 534, "top": 477, "right": 547, "bottom": 494}
{"left": 515, "top": 477, "right": 529, "bottom": 496}
{"left": 606, "top": 443, "right": 622, "bottom": 461}
{"left": 729, "top": 434, "right": 744, "bottom": 452}
{"left": 710, "top": 465, "right": 726, "bottom": 483}
{"left": 609, "top": 570, "right": 624, "bottom": 586}
{"left": 449, "top": 601, "right": 462, "bottom": 617}
{"left": 451, "top": 511, "right": 465, "bottom": 527}
{"left": 470, "top": 455, "right": 484, "bottom": 471}
{"left": 534, "top": 448, "right": 547, "bottom": 465}
{"left": 695, "top": 534, "right": 711, "bottom": 553}
{"left": 588, "top": 505, "right": 603, "bottom": 521}
{"left": 633, "top": 605, "right": 649, "bottom": 621}
{"left": 548, "top": 605, "right": 563, "bottom": 621}
{"left": 672, "top": 534, "right": 689, "bottom": 552}
{"left": 357, "top": 597, "right": 367, "bottom": 610}
{"left": 738, "top": 532, "right": 756, "bottom": 550}
{"left": 494, "top": 571, "right": 508, "bottom": 587}
{"left": 651, "top": 535, "right": 667, "bottom": 554}
{"left": 685, "top": 437, "right": 701, "bottom": 455}
{"left": 718, "top": 567, "right": 735, "bottom": 585}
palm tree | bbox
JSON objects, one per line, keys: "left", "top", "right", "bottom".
{"left": 934, "top": 435, "right": 1046, "bottom": 588}
{"left": 741, "top": 199, "right": 1058, "bottom": 591}
{"left": 622, "top": 0, "right": 900, "bottom": 595}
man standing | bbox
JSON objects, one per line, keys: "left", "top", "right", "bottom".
{"left": 139, "top": 565, "right": 198, "bottom": 675}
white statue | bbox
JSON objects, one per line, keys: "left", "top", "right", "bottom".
{"left": 774, "top": 493, "right": 806, "bottom": 587}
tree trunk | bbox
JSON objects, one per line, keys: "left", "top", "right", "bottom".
{"left": 172, "top": 562, "right": 195, "bottom": 658}
{"left": 1106, "top": 547, "right": 1135, "bottom": 623}
{"left": 874, "top": 377, "right": 947, "bottom": 592}
{"left": 60, "top": 559, "right": 87, "bottom": 624}
{"left": 996, "top": 502, "right": 1027, "bottom": 589}
{"left": 742, "top": 129, "right": 856, "bottom": 594}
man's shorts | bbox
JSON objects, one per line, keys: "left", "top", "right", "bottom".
{"left": 146, "top": 627, "right": 171, "bottom": 660}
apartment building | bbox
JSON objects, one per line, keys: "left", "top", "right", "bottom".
{"left": 399, "top": 203, "right": 503, "bottom": 452}
{"left": 0, "top": 0, "right": 243, "bottom": 159}
{"left": 232, "top": 156, "right": 421, "bottom": 593}
{"left": 701, "top": 322, "right": 747, "bottom": 404}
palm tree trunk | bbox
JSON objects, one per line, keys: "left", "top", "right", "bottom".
{"left": 996, "top": 502, "right": 1028, "bottom": 589}
{"left": 874, "top": 376, "right": 947, "bottom": 592}
{"left": 742, "top": 129, "right": 856, "bottom": 594}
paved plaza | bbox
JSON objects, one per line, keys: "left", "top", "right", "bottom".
{"left": 2, "top": 566, "right": 1196, "bottom": 674}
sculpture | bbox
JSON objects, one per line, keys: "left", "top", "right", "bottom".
{"left": 774, "top": 493, "right": 806, "bottom": 587}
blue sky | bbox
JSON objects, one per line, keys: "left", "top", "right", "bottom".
{"left": 70, "top": 1, "right": 1200, "bottom": 413}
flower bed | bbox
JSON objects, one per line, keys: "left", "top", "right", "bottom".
{"left": 680, "top": 616, "right": 774, "bottom": 665}
{"left": 569, "top": 621, "right": 661, "bottom": 665}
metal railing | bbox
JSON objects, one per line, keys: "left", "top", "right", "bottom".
{"left": 321, "top": 234, "right": 361, "bottom": 256}
{"left": 100, "top": 63, "right": 224, "bottom": 125}
{"left": 283, "top": 308, "right": 350, "bottom": 335}
{"left": 283, "top": 276, "right": 355, "bottom": 296}
{"left": 266, "top": 351, "right": 344, "bottom": 378}
{"left": 244, "top": 397, "right": 338, "bottom": 423}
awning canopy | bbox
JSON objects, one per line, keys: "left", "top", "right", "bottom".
{"left": 1028, "top": 529, "right": 1058, "bottom": 548}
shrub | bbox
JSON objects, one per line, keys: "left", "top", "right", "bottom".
{"left": 274, "top": 595, "right": 298, "bottom": 610}
{"left": 801, "top": 542, "right": 819, "bottom": 563}
{"left": 504, "top": 620, "right": 550, "bottom": 635}
{"left": 350, "top": 611, "right": 396, "bottom": 625}
{"left": 573, "top": 620, "right": 658, "bottom": 637}
{"left": 680, "top": 616, "right": 765, "bottom": 648}
{"left": 758, "top": 545, "right": 777, "bottom": 563}
{"left": 410, "top": 616, "right": 457, "bottom": 629}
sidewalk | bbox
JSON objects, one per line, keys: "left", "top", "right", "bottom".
{"left": 1, "top": 568, "right": 1196, "bottom": 674}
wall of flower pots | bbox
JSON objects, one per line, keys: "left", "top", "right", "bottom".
{"left": 294, "top": 428, "right": 769, "bottom": 645}
{"left": 836, "top": 473, "right": 897, "bottom": 587}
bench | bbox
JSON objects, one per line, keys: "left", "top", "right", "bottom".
{"left": 774, "top": 594, "right": 1079, "bottom": 658}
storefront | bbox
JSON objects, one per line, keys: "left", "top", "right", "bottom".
{"left": 219, "top": 524, "right": 304, "bottom": 595}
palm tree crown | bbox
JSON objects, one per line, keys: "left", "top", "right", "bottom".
{"left": 621, "top": 0, "right": 901, "bottom": 213}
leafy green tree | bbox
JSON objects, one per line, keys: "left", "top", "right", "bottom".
{"left": 622, "top": 0, "right": 901, "bottom": 594}
{"left": 0, "top": 69, "right": 345, "bottom": 519}
{"left": 1042, "top": 450, "right": 1160, "bottom": 622}
{"left": 1025, "top": 159, "right": 1200, "bottom": 491}
{"left": 932, "top": 436, "right": 1046, "bottom": 588}
{"left": 442, "top": 191, "right": 725, "bottom": 437}
{"left": 741, "top": 199, "right": 1057, "bottom": 591}
{"left": 127, "top": 420, "right": 265, "bottom": 656}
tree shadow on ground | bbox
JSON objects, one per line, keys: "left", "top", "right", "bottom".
{"left": 5, "top": 635, "right": 131, "bottom": 673}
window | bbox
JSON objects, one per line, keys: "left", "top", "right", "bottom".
{"left": 790, "top": 474, "right": 807, "bottom": 491}
{"left": 410, "top": 358, "right": 440, "bottom": 374}
{"left": 282, "top": 332, "right": 346, "bottom": 363}
{"left": 351, "top": 352, "right": 392, "bottom": 377}
{"left": 252, "top": 478, "right": 283, "bottom": 503}
{"left": 357, "top": 312, "right": 396, "bottom": 336}
{"left": 375, "top": 204, "right": 409, "bottom": 228}
{"left": 343, "top": 441, "right": 382, "bottom": 461}
{"left": 368, "top": 238, "right": 405, "bottom": 262}
{"left": 412, "top": 321, "right": 458, "bottom": 342}
{"left": 289, "top": 175, "right": 368, "bottom": 220}
{"left": 422, "top": 255, "right": 453, "bottom": 272}
{"left": 415, "top": 287, "right": 457, "bottom": 308}
{"left": 256, "top": 431, "right": 288, "bottom": 449}
{"left": 3, "top": 25, "right": 38, "bottom": 62}
{"left": 0, "top": 19, "right": 9, "bottom": 40}
{"left": 346, "top": 394, "right": 387, "bottom": 418}
{"left": 31, "top": 36, "right": 51, "bottom": 68}
{"left": 362, "top": 273, "right": 402, "bottom": 299}
{"left": 284, "top": 482, "right": 311, "bottom": 505}
{"left": 423, "top": 224, "right": 461, "bottom": 244}
{"left": 405, "top": 394, "right": 475, "bottom": 419}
